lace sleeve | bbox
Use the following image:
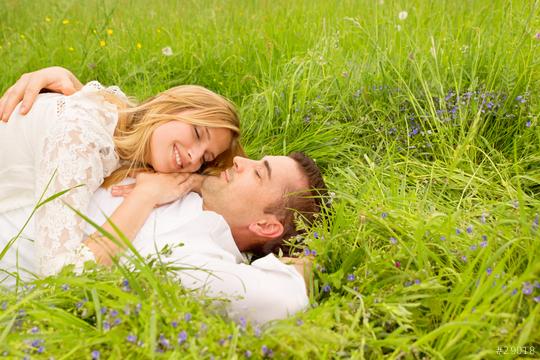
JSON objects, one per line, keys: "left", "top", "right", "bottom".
{"left": 34, "top": 86, "right": 120, "bottom": 276}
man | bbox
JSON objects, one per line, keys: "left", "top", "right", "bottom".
{"left": 0, "top": 68, "right": 328, "bottom": 324}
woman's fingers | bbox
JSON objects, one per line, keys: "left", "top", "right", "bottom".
{"left": 0, "top": 76, "right": 29, "bottom": 121}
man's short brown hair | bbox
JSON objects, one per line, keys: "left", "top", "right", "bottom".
{"left": 258, "top": 151, "right": 327, "bottom": 255}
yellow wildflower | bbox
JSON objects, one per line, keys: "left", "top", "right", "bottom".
{"left": 136, "top": 42, "right": 142, "bottom": 49}
{"left": 62, "top": 19, "right": 69, "bottom": 25}
{"left": 156, "top": 28, "right": 161, "bottom": 33}
{"left": 68, "top": 47, "right": 74, "bottom": 52}
{"left": 99, "top": 40, "right": 106, "bottom": 47}
{"left": 106, "top": 29, "right": 113, "bottom": 36}
{"left": 45, "top": 17, "right": 51, "bottom": 22}
{"left": 20, "top": 34, "right": 26, "bottom": 40}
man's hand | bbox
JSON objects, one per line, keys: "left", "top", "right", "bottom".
{"left": 0, "top": 66, "right": 83, "bottom": 122}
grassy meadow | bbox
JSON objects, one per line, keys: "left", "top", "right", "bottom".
{"left": 1, "top": 0, "right": 540, "bottom": 358}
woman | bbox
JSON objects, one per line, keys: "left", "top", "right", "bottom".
{"left": 0, "top": 68, "right": 243, "bottom": 278}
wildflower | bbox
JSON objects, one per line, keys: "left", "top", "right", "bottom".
{"left": 455, "top": 228, "right": 461, "bottom": 235}
{"left": 534, "top": 280, "right": 540, "bottom": 289}
{"left": 404, "top": 281, "right": 412, "bottom": 287}
{"left": 61, "top": 284, "right": 69, "bottom": 291}
{"left": 515, "top": 95, "right": 526, "bottom": 103}
{"left": 68, "top": 47, "right": 74, "bottom": 52}
{"left": 522, "top": 282, "right": 533, "bottom": 295}
{"left": 395, "top": 261, "right": 401, "bottom": 268}
{"left": 45, "top": 16, "right": 51, "bottom": 22}
{"left": 313, "top": 231, "right": 319, "bottom": 239}
{"left": 534, "top": 296, "right": 540, "bottom": 303}
{"left": 440, "top": 235, "right": 446, "bottom": 241}
{"left": 296, "top": 319, "right": 304, "bottom": 326}
{"left": 99, "top": 40, "right": 106, "bottom": 47}
{"left": 31, "top": 339, "right": 44, "bottom": 347}
{"left": 310, "top": 249, "right": 317, "bottom": 256}
{"left": 480, "top": 237, "right": 488, "bottom": 248}
{"left": 159, "top": 334, "right": 170, "bottom": 349}
{"left": 254, "top": 326, "right": 261, "bottom": 337}
{"left": 322, "top": 284, "right": 331, "bottom": 293}
{"left": 511, "top": 288, "right": 517, "bottom": 296}
{"left": 106, "top": 29, "right": 113, "bottom": 36}
{"left": 161, "top": 46, "right": 173, "bottom": 56}
{"left": 536, "top": 33, "right": 540, "bottom": 39}
{"left": 466, "top": 226, "right": 473, "bottom": 234}
{"left": 239, "top": 316, "right": 247, "bottom": 330}
{"left": 470, "top": 244, "right": 477, "bottom": 251}
{"left": 526, "top": 120, "right": 531, "bottom": 128}
{"left": 127, "top": 334, "right": 137, "bottom": 343}
{"left": 30, "top": 326, "right": 39, "bottom": 334}
{"left": 460, "top": 255, "right": 467, "bottom": 262}
{"left": 178, "top": 330, "right": 188, "bottom": 344}
{"left": 381, "top": 212, "right": 388, "bottom": 219}
{"left": 171, "top": 321, "right": 178, "bottom": 328}
{"left": 136, "top": 42, "right": 142, "bottom": 49}
{"left": 245, "top": 350, "right": 252, "bottom": 358}
{"left": 135, "top": 303, "right": 142, "bottom": 314}
{"left": 184, "top": 312, "right": 192, "bottom": 322}
{"left": 303, "top": 248, "right": 311, "bottom": 256}
{"left": 480, "top": 213, "right": 487, "bottom": 224}
{"left": 110, "top": 309, "right": 119, "bottom": 317}
{"left": 261, "top": 345, "right": 273, "bottom": 357}
{"left": 100, "top": 307, "right": 107, "bottom": 315}
{"left": 103, "top": 321, "right": 111, "bottom": 331}
{"left": 414, "top": 279, "right": 421, "bottom": 285}
{"left": 390, "top": 237, "right": 397, "bottom": 245}
{"left": 533, "top": 214, "right": 539, "bottom": 229}
{"left": 91, "top": 350, "right": 100, "bottom": 360}
{"left": 398, "top": 11, "right": 408, "bottom": 20}
{"left": 486, "top": 267, "right": 492, "bottom": 276}
{"left": 37, "top": 346, "right": 45, "bottom": 353}
{"left": 62, "top": 19, "right": 70, "bottom": 25}
{"left": 113, "top": 318, "right": 121, "bottom": 326}
{"left": 347, "top": 274, "right": 355, "bottom": 282}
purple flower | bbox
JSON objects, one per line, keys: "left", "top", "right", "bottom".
{"left": 303, "top": 248, "right": 311, "bottom": 256}
{"left": 100, "top": 307, "right": 107, "bottom": 315}
{"left": 61, "top": 284, "right": 70, "bottom": 291}
{"left": 516, "top": 95, "right": 526, "bottom": 103}
{"left": 239, "top": 317, "right": 247, "bottom": 330}
{"left": 466, "top": 226, "right": 473, "bottom": 234}
{"left": 91, "top": 350, "right": 100, "bottom": 360}
{"left": 534, "top": 280, "right": 540, "bottom": 289}
{"left": 103, "top": 321, "right": 110, "bottom": 331}
{"left": 184, "top": 312, "right": 192, "bottom": 322}
{"left": 395, "top": 261, "right": 401, "bottom": 268}
{"left": 535, "top": 33, "right": 540, "bottom": 39}
{"left": 31, "top": 339, "right": 43, "bottom": 347}
{"left": 440, "top": 235, "right": 446, "bottom": 241}
{"left": 534, "top": 296, "right": 540, "bottom": 303}
{"left": 313, "top": 232, "right": 319, "bottom": 239}
{"left": 159, "top": 334, "right": 170, "bottom": 349}
{"left": 470, "top": 244, "right": 477, "bottom": 251}
{"left": 486, "top": 267, "right": 492, "bottom": 276}
{"left": 347, "top": 274, "right": 356, "bottom": 282}
{"left": 310, "top": 249, "right": 317, "bottom": 256}
{"left": 296, "top": 319, "right": 304, "bottom": 326}
{"left": 533, "top": 214, "right": 539, "bottom": 229}
{"left": 171, "top": 321, "right": 178, "bottom": 328}
{"left": 127, "top": 334, "right": 137, "bottom": 343}
{"left": 404, "top": 281, "right": 412, "bottom": 287}
{"left": 261, "top": 345, "right": 273, "bottom": 357}
{"left": 110, "top": 309, "right": 119, "bottom": 318}
{"left": 113, "top": 318, "right": 121, "bottom": 326}
{"left": 37, "top": 346, "right": 45, "bottom": 354}
{"left": 390, "top": 237, "right": 397, "bottom": 245}
{"left": 414, "top": 279, "right": 421, "bottom": 285}
{"left": 526, "top": 120, "right": 532, "bottom": 128}
{"left": 511, "top": 288, "right": 518, "bottom": 296}
{"left": 135, "top": 303, "right": 142, "bottom": 314}
{"left": 480, "top": 236, "right": 488, "bottom": 248}
{"left": 381, "top": 212, "right": 388, "bottom": 219}
{"left": 178, "top": 330, "right": 188, "bottom": 344}
{"left": 456, "top": 228, "right": 461, "bottom": 235}
{"left": 245, "top": 350, "right": 253, "bottom": 358}
{"left": 461, "top": 255, "right": 467, "bottom": 262}
{"left": 30, "top": 326, "right": 39, "bottom": 334}
{"left": 322, "top": 284, "right": 331, "bottom": 293}
{"left": 523, "top": 282, "right": 533, "bottom": 295}
{"left": 254, "top": 327, "right": 261, "bottom": 337}
{"left": 480, "top": 213, "right": 487, "bottom": 224}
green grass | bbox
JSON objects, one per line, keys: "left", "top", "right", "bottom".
{"left": 1, "top": 0, "right": 540, "bottom": 358}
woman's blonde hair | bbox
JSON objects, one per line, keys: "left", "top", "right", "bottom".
{"left": 101, "top": 85, "right": 244, "bottom": 188}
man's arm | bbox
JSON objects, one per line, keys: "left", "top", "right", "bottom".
{"left": 0, "top": 66, "right": 83, "bottom": 122}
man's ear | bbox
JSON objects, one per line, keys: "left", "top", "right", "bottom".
{"left": 248, "top": 216, "right": 284, "bottom": 239}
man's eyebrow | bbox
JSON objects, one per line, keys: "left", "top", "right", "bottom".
{"left": 263, "top": 159, "right": 272, "bottom": 179}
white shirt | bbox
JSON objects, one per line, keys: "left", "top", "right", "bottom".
{"left": 0, "top": 187, "right": 309, "bottom": 324}
{"left": 0, "top": 82, "right": 124, "bottom": 276}
{"left": 86, "top": 187, "right": 309, "bottom": 324}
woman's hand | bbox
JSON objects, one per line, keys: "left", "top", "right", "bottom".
{"left": 111, "top": 172, "right": 205, "bottom": 206}
{"left": 0, "top": 66, "right": 83, "bottom": 122}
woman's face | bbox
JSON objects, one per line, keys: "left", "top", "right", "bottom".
{"left": 148, "top": 120, "right": 233, "bottom": 173}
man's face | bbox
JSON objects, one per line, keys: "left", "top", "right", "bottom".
{"left": 201, "top": 155, "right": 307, "bottom": 238}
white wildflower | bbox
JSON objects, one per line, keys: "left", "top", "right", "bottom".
{"left": 398, "top": 11, "right": 408, "bottom": 20}
{"left": 161, "top": 46, "right": 173, "bottom": 56}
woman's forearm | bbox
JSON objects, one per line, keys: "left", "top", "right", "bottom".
{"left": 83, "top": 189, "right": 156, "bottom": 266}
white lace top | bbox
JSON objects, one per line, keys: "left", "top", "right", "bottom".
{"left": 0, "top": 81, "right": 125, "bottom": 276}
